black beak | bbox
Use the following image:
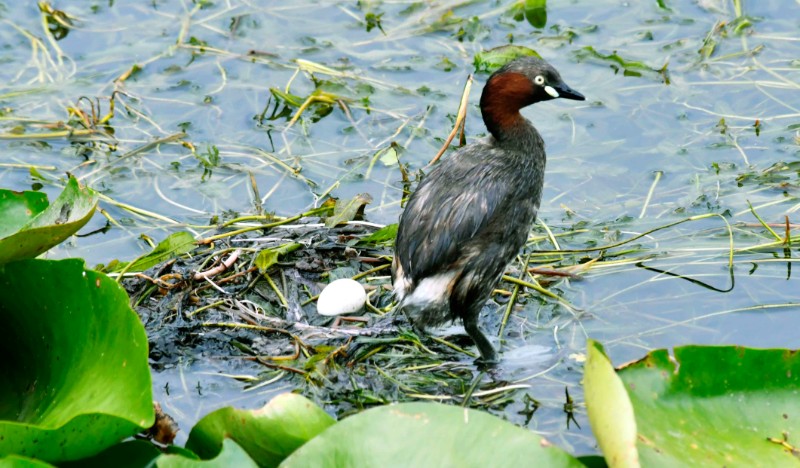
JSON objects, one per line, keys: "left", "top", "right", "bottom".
{"left": 552, "top": 81, "right": 585, "bottom": 101}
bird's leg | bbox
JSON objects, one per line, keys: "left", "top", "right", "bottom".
{"left": 462, "top": 312, "right": 498, "bottom": 365}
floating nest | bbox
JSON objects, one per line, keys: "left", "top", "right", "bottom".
{"left": 117, "top": 191, "right": 596, "bottom": 422}
{"left": 119, "top": 208, "right": 532, "bottom": 416}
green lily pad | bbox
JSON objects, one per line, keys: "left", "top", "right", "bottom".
{"left": 281, "top": 402, "right": 583, "bottom": 467}
{"left": 158, "top": 440, "right": 257, "bottom": 468}
{"left": 0, "top": 455, "right": 55, "bottom": 467}
{"left": 473, "top": 45, "right": 542, "bottom": 74}
{"left": 60, "top": 440, "right": 162, "bottom": 468}
{"left": 0, "top": 190, "right": 49, "bottom": 239}
{"left": 585, "top": 341, "right": 800, "bottom": 466}
{"left": 185, "top": 393, "right": 335, "bottom": 467}
{"left": 0, "top": 258, "right": 154, "bottom": 463}
{"left": 62, "top": 440, "right": 206, "bottom": 467}
{"left": 0, "top": 176, "right": 98, "bottom": 265}
{"left": 583, "top": 340, "right": 639, "bottom": 467}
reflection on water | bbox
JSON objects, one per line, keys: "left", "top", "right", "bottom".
{"left": 151, "top": 359, "right": 290, "bottom": 446}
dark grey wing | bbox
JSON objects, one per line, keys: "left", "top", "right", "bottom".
{"left": 395, "top": 145, "right": 514, "bottom": 282}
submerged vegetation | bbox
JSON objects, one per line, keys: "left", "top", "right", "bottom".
{"left": 1, "top": 0, "right": 800, "bottom": 464}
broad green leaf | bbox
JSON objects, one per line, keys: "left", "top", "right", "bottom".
{"left": 524, "top": 0, "right": 547, "bottom": 28}
{"left": 0, "top": 176, "right": 98, "bottom": 264}
{"left": 185, "top": 393, "right": 335, "bottom": 467}
{"left": 114, "top": 231, "right": 197, "bottom": 273}
{"left": 63, "top": 441, "right": 202, "bottom": 467}
{"left": 324, "top": 193, "right": 372, "bottom": 228}
{"left": 628, "top": 346, "right": 800, "bottom": 466}
{"left": 255, "top": 243, "right": 303, "bottom": 273}
{"left": 0, "top": 259, "right": 154, "bottom": 463}
{"left": 584, "top": 340, "right": 639, "bottom": 468}
{"left": 157, "top": 440, "right": 257, "bottom": 468}
{"left": 357, "top": 223, "right": 398, "bottom": 245}
{"left": 0, "top": 455, "right": 54, "bottom": 467}
{"left": 60, "top": 440, "right": 162, "bottom": 467}
{"left": 473, "top": 45, "right": 541, "bottom": 74}
{"left": 281, "top": 402, "right": 583, "bottom": 467}
{"left": 0, "top": 190, "right": 48, "bottom": 238}
{"left": 576, "top": 455, "right": 609, "bottom": 467}
{"left": 587, "top": 344, "right": 800, "bottom": 466}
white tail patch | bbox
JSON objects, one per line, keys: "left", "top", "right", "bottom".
{"left": 402, "top": 272, "right": 456, "bottom": 307}
{"left": 393, "top": 259, "right": 412, "bottom": 300}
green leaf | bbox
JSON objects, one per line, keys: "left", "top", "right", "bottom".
{"left": 269, "top": 88, "right": 304, "bottom": 108}
{"left": 281, "top": 402, "right": 583, "bottom": 467}
{"left": 378, "top": 145, "right": 399, "bottom": 166}
{"left": 573, "top": 46, "right": 670, "bottom": 83}
{"left": 324, "top": 193, "right": 372, "bottom": 228}
{"left": 185, "top": 393, "right": 335, "bottom": 467}
{"left": 0, "top": 190, "right": 48, "bottom": 239}
{"left": 699, "top": 22, "right": 723, "bottom": 59}
{"left": 0, "top": 258, "right": 154, "bottom": 463}
{"left": 524, "top": 0, "right": 547, "bottom": 28}
{"left": 357, "top": 224, "right": 398, "bottom": 245}
{"left": 583, "top": 340, "right": 639, "bottom": 467}
{"left": 473, "top": 45, "right": 541, "bottom": 74}
{"left": 364, "top": 12, "right": 385, "bottom": 35}
{"left": 255, "top": 242, "right": 303, "bottom": 272}
{"left": 0, "top": 455, "right": 55, "bottom": 467}
{"left": 121, "top": 231, "right": 197, "bottom": 273}
{"left": 0, "top": 176, "right": 98, "bottom": 265}
{"left": 157, "top": 440, "right": 257, "bottom": 468}
{"left": 63, "top": 440, "right": 210, "bottom": 467}
{"left": 586, "top": 343, "right": 800, "bottom": 466}
{"left": 60, "top": 440, "right": 162, "bottom": 467}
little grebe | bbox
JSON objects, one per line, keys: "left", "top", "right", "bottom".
{"left": 392, "top": 56, "right": 584, "bottom": 364}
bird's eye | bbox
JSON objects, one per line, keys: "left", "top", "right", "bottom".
{"left": 534, "top": 75, "right": 545, "bottom": 85}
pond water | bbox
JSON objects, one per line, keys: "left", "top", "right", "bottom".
{"left": 1, "top": 0, "right": 799, "bottom": 455}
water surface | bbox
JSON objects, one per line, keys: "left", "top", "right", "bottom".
{"left": 1, "top": 0, "right": 798, "bottom": 454}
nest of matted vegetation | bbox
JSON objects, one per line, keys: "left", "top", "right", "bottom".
{"left": 126, "top": 220, "right": 388, "bottom": 355}
{"left": 119, "top": 205, "right": 543, "bottom": 414}
{"left": 118, "top": 194, "right": 600, "bottom": 414}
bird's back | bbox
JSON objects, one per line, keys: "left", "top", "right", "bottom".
{"left": 393, "top": 136, "right": 544, "bottom": 326}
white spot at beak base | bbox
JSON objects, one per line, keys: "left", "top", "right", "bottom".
{"left": 544, "top": 85, "right": 559, "bottom": 98}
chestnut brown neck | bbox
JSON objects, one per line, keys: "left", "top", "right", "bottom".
{"left": 480, "top": 72, "right": 537, "bottom": 144}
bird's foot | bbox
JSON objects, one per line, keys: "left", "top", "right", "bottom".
{"left": 474, "top": 350, "right": 499, "bottom": 370}
{"left": 474, "top": 358, "right": 498, "bottom": 371}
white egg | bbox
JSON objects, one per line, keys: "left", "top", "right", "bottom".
{"left": 316, "top": 278, "right": 367, "bottom": 316}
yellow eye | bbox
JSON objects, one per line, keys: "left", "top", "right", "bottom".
{"left": 534, "top": 75, "right": 545, "bottom": 85}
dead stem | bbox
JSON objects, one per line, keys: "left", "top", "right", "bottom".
{"left": 194, "top": 249, "right": 241, "bottom": 280}
{"left": 428, "top": 74, "right": 473, "bottom": 166}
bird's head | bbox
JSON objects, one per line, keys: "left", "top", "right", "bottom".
{"left": 479, "top": 56, "right": 584, "bottom": 140}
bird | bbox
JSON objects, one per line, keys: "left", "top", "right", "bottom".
{"left": 392, "top": 56, "right": 584, "bottom": 364}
